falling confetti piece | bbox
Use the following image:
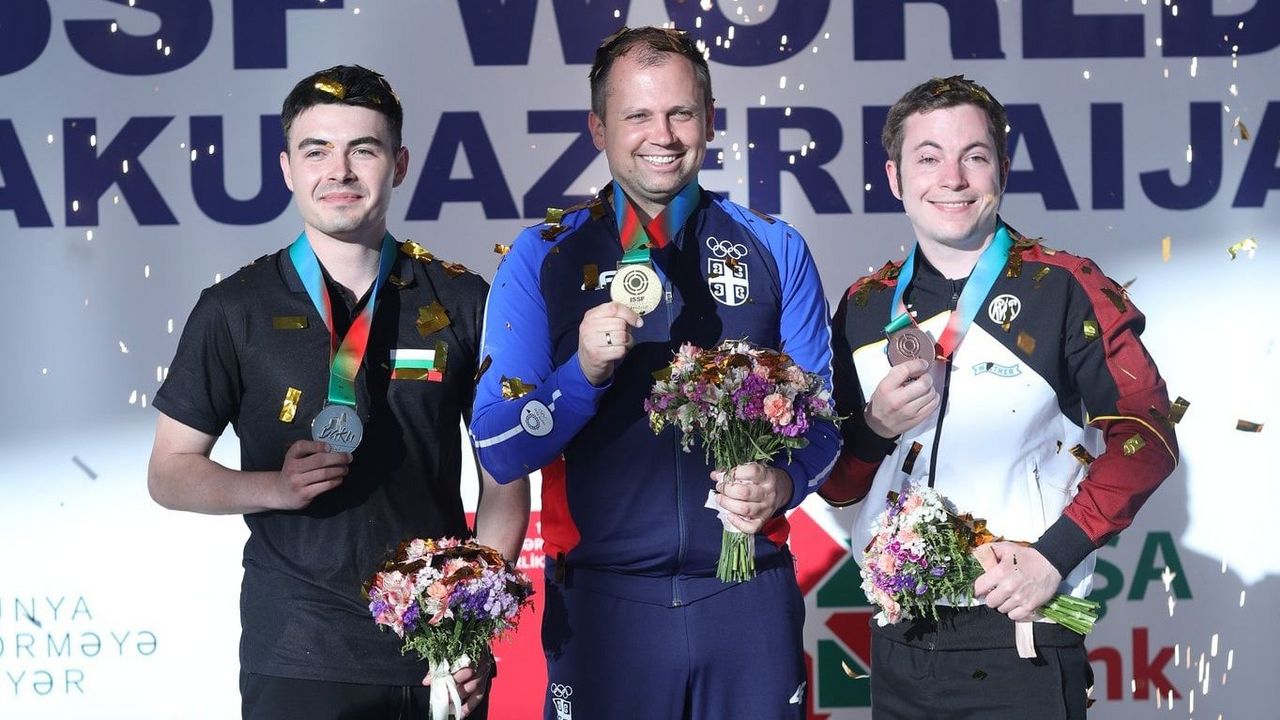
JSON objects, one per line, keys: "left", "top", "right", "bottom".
{"left": 417, "top": 302, "right": 451, "bottom": 337}
{"left": 840, "top": 661, "right": 868, "bottom": 680}
{"left": 501, "top": 376, "right": 537, "bottom": 400}
{"left": 273, "top": 316, "right": 308, "bottom": 330}
{"left": 279, "top": 387, "right": 302, "bottom": 423}
{"left": 493, "top": 243, "right": 511, "bottom": 256}
{"left": 1069, "top": 444, "right": 1096, "bottom": 465}
{"left": 1233, "top": 117, "right": 1250, "bottom": 141}
{"left": 1161, "top": 235, "right": 1171, "bottom": 262}
{"left": 71, "top": 456, "right": 98, "bottom": 480}
{"left": 1015, "top": 331, "right": 1036, "bottom": 356}
{"left": 1234, "top": 419, "right": 1263, "bottom": 432}
{"left": 583, "top": 264, "right": 600, "bottom": 290}
{"left": 1226, "top": 237, "right": 1257, "bottom": 259}
{"left": 901, "top": 441, "right": 923, "bottom": 474}
{"left": 1162, "top": 566, "right": 1177, "bottom": 592}
{"left": 474, "top": 355, "right": 492, "bottom": 383}
{"left": 1168, "top": 396, "right": 1190, "bottom": 424}
{"left": 1082, "top": 320, "right": 1100, "bottom": 342}
{"left": 1122, "top": 434, "right": 1146, "bottom": 456}
{"left": 119, "top": 341, "right": 129, "bottom": 354}
{"left": 401, "top": 240, "right": 435, "bottom": 263}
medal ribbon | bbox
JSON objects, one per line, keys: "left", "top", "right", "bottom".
{"left": 888, "top": 219, "right": 1013, "bottom": 359}
{"left": 612, "top": 179, "right": 701, "bottom": 265}
{"left": 289, "top": 232, "right": 398, "bottom": 407}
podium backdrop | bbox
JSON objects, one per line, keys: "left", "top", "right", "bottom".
{"left": 3, "top": 1, "right": 1277, "bottom": 717}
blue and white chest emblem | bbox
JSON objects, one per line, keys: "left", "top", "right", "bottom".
{"left": 706, "top": 236, "right": 750, "bottom": 307}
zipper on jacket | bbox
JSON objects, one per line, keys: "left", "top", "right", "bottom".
{"left": 926, "top": 279, "right": 962, "bottom": 488}
{"left": 666, "top": 279, "right": 686, "bottom": 607}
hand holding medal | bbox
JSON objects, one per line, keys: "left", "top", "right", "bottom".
{"left": 577, "top": 301, "right": 644, "bottom": 387}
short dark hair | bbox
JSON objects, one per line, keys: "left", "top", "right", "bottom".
{"left": 588, "top": 26, "right": 713, "bottom": 118}
{"left": 281, "top": 65, "right": 403, "bottom": 149}
{"left": 882, "top": 75, "right": 1008, "bottom": 171}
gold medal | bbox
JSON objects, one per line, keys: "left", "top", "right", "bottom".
{"left": 610, "top": 263, "right": 662, "bottom": 315}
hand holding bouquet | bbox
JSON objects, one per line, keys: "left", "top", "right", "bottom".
{"left": 364, "top": 538, "right": 534, "bottom": 719}
{"left": 645, "top": 339, "right": 838, "bottom": 582}
{"left": 861, "top": 483, "right": 1099, "bottom": 644}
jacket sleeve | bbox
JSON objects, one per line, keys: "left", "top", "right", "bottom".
{"left": 1032, "top": 258, "right": 1179, "bottom": 579}
{"left": 764, "top": 222, "right": 842, "bottom": 509}
{"left": 818, "top": 285, "right": 896, "bottom": 507}
{"left": 468, "top": 227, "right": 609, "bottom": 484}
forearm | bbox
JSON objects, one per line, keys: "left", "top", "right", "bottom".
{"left": 473, "top": 475, "right": 531, "bottom": 564}
{"left": 147, "top": 451, "right": 278, "bottom": 515}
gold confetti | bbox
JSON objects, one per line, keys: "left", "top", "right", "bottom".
{"left": 544, "top": 207, "right": 564, "bottom": 224}
{"left": 583, "top": 264, "right": 600, "bottom": 290}
{"left": 273, "top": 315, "right": 308, "bottom": 330}
{"left": 1016, "top": 331, "right": 1036, "bottom": 356}
{"left": 901, "top": 441, "right": 923, "bottom": 474}
{"left": 1032, "top": 267, "right": 1051, "bottom": 285}
{"left": 972, "top": 669, "right": 988, "bottom": 680}
{"left": 279, "top": 387, "right": 302, "bottom": 423}
{"left": 387, "top": 274, "right": 408, "bottom": 289}
{"left": 652, "top": 366, "right": 673, "bottom": 382}
{"left": 726, "top": 256, "right": 739, "bottom": 269}
{"left": 840, "top": 660, "right": 869, "bottom": 680}
{"left": 1079, "top": 264, "right": 1090, "bottom": 273}
{"left": 1005, "top": 252, "right": 1022, "bottom": 278}
{"left": 541, "top": 223, "right": 568, "bottom": 240}
{"left": 1233, "top": 117, "right": 1250, "bottom": 141}
{"left": 1100, "top": 288, "right": 1127, "bottom": 313}
{"left": 1161, "top": 236, "right": 1172, "bottom": 263}
{"left": 313, "top": 79, "right": 346, "bottom": 99}
{"left": 433, "top": 339, "right": 448, "bottom": 376}
{"left": 501, "top": 376, "right": 537, "bottom": 399}
{"left": 401, "top": 240, "right": 435, "bottom": 262}
{"left": 1082, "top": 320, "right": 1100, "bottom": 342}
{"left": 440, "top": 260, "right": 469, "bottom": 278}
{"left": 493, "top": 243, "right": 511, "bottom": 256}
{"left": 1235, "top": 419, "right": 1264, "bottom": 432}
{"left": 1122, "top": 434, "right": 1147, "bottom": 456}
{"left": 1069, "top": 444, "right": 1096, "bottom": 465}
{"left": 1168, "top": 396, "right": 1190, "bottom": 424}
{"left": 1227, "top": 237, "right": 1257, "bottom": 260}
{"left": 474, "top": 355, "right": 492, "bottom": 383}
{"left": 416, "top": 301, "right": 451, "bottom": 337}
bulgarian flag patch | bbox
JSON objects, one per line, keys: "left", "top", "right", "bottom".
{"left": 391, "top": 342, "right": 447, "bottom": 381}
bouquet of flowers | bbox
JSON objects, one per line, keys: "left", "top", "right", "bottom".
{"left": 645, "top": 339, "right": 838, "bottom": 582}
{"left": 861, "top": 483, "right": 1099, "bottom": 636}
{"left": 364, "top": 538, "right": 534, "bottom": 720}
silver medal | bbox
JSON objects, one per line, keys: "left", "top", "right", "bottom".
{"left": 311, "top": 403, "right": 363, "bottom": 452}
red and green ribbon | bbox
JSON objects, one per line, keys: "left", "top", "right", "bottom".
{"left": 289, "top": 232, "right": 398, "bottom": 407}
{"left": 888, "top": 219, "right": 1013, "bottom": 359}
{"left": 612, "top": 179, "right": 701, "bottom": 265}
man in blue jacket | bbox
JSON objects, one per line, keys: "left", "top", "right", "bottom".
{"left": 470, "top": 26, "right": 839, "bottom": 720}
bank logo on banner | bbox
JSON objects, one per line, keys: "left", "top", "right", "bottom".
{"left": 790, "top": 509, "right": 874, "bottom": 716}
{"left": 706, "top": 236, "right": 750, "bottom": 307}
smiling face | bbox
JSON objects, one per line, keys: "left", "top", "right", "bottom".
{"left": 279, "top": 103, "right": 408, "bottom": 246}
{"left": 588, "top": 51, "right": 714, "bottom": 221}
{"left": 886, "top": 103, "right": 1009, "bottom": 257}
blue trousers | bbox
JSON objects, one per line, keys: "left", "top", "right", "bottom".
{"left": 541, "top": 562, "right": 807, "bottom": 720}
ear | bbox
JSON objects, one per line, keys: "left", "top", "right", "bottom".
{"left": 393, "top": 146, "right": 409, "bottom": 187}
{"left": 999, "top": 156, "right": 1010, "bottom": 191}
{"left": 704, "top": 102, "right": 716, "bottom": 142}
{"left": 884, "top": 159, "right": 903, "bottom": 201}
{"left": 279, "top": 150, "right": 294, "bottom": 192}
{"left": 588, "top": 111, "right": 606, "bottom": 151}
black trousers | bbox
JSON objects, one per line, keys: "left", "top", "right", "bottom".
{"left": 241, "top": 671, "right": 491, "bottom": 720}
{"left": 870, "top": 638, "right": 1091, "bottom": 719}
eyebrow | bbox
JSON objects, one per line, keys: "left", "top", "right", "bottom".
{"left": 295, "top": 136, "right": 386, "bottom": 151}
{"left": 910, "top": 139, "right": 992, "bottom": 154}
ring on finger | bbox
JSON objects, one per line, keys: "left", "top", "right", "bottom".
{"left": 604, "top": 331, "right": 613, "bottom": 346}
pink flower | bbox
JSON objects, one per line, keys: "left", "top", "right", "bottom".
{"left": 901, "top": 493, "right": 925, "bottom": 515}
{"left": 762, "top": 393, "right": 793, "bottom": 426}
{"left": 404, "top": 539, "right": 429, "bottom": 561}
{"left": 785, "top": 366, "right": 807, "bottom": 386}
{"left": 876, "top": 551, "right": 898, "bottom": 575}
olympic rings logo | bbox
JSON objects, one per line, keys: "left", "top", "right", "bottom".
{"left": 550, "top": 683, "right": 574, "bottom": 698}
{"left": 706, "top": 235, "right": 747, "bottom": 260}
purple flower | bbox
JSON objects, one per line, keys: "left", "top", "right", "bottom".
{"left": 931, "top": 566, "right": 947, "bottom": 577}
{"left": 402, "top": 601, "right": 421, "bottom": 631}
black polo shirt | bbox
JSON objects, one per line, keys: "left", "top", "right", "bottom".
{"left": 154, "top": 239, "right": 487, "bottom": 685}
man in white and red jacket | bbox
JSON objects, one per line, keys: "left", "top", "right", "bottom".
{"left": 821, "top": 75, "right": 1178, "bottom": 719}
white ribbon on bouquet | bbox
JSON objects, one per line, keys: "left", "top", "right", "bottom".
{"left": 427, "top": 653, "right": 471, "bottom": 720}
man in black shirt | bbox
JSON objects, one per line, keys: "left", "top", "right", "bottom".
{"left": 149, "top": 65, "right": 529, "bottom": 720}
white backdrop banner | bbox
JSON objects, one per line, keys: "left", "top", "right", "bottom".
{"left": 2, "top": 1, "right": 1277, "bottom": 718}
